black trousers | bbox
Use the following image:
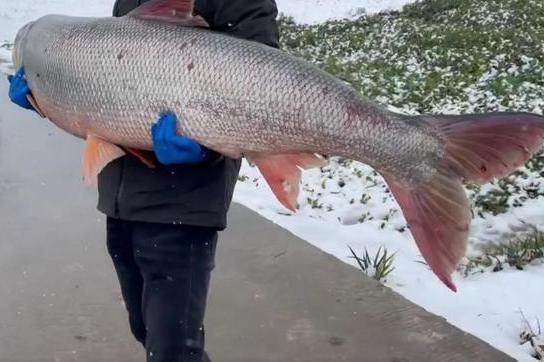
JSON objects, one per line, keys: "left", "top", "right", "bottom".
{"left": 106, "top": 217, "right": 217, "bottom": 362}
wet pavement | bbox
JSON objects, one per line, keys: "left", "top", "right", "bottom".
{"left": 0, "top": 81, "right": 514, "bottom": 361}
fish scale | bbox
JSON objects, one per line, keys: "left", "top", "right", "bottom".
{"left": 12, "top": 0, "right": 544, "bottom": 291}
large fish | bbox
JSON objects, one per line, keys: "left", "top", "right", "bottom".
{"left": 11, "top": 0, "right": 544, "bottom": 290}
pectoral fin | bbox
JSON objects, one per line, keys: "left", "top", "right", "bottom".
{"left": 82, "top": 135, "right": 126, "bottom": 186}
{"left": 26, "top": 94, "right": 46, "bottom": 118}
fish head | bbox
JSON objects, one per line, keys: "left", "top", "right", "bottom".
{"left": 12, "top": 21, "right": 35, "bottom": 69}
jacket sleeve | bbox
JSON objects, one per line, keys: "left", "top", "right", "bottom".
{"left": 113, "top": 0, "right": 280, "bottom": 48}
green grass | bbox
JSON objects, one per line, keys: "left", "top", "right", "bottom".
{"left": 348, "top": 245, "right": 396, "bottom": 282}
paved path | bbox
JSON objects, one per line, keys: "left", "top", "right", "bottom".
{"left": 0, "top": 82, "right": 513, "bottom": 361}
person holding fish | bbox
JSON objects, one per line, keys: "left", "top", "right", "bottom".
{"left": 7, "top": 0, "right": 280, "bottom": 361}
{"left": 7, "top": 0, "right": 544, "bottom": 360}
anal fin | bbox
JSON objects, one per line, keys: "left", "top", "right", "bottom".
{"left": 248, "top": 153, "right": 327, "bottom": 211}
{"left": 83, "top": 135, "right": 126, "bottom": 186}
{"left": 26, "top": 94, "right": 46, "bottom": 118}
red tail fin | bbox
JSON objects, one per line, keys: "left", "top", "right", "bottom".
{"left": 428, "top": 112, "right": 544, "bottom": 183}
{"left": 385, "top": 112, "right": 544, "bottom": 291}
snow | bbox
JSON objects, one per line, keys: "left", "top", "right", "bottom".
{"left": 1, "top": 1, "right": 543, "bottom": 361}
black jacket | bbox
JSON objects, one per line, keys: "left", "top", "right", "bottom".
{"left": 98, "top": 0, "right": 279, "bottom": 229}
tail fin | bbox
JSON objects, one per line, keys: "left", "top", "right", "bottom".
{"left": 385, "top": 112, "right": 544, "bottom": 291}
{"left": 428, "top": 112, "right": 544, "bottom": 183}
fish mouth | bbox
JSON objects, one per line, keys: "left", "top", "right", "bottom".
{"left": 12, "top": 21, "right": 35, "bottom": 69}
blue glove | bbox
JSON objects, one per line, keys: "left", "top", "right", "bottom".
{"left": 7, "top": 66, "right": 35, "bottom": 111}
{"left": 151, "top": 112, "right": 207, "bottom": 165}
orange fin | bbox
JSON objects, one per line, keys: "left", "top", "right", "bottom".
{"left": 384, "top": 172, "right": 468, "bottom": 292}
{"left": 124, "top": 147, "right": 156, "bottom": 168}
{"left": 83, "top": 136, "right": 126, "bottom": 186}
{"left": 248, "top": 153, "right": 327, "bottom": 212}
{"left": 26, "top": 94, "right": 46, "bottom": 118}
{"left": 128, "top": 0, "right": 209, "bottom": 27}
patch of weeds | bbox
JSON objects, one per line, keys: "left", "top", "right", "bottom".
{"left": 352, "top": 168, "right": 363, "bottom": 178}
{"left": 348, "top": 245, "right": 396, "bottom": 282}
{"left": 306, "top": 197, "right": 323, "bottom": 209}
{"left": 358, "top": 212, "right": 372, "bottom": 223}
{"left": 458, "top": 254, "right": 500, "bottom": 277}
{"left": 472, "top": 189, "right": 510, "bottom": 216}
{"left": 519, "top": 311, "right": 544, "bottom": 360}
{"left": 365, "top": 178, "right": 378, "bottom": 188}
{"left": 322, "top": 179, "right": 329, "bottom": 189}
{"left": 526, "top": 153, "right": 544, "bottom": 174}
{"left": 359, "top": 193, "right": 371, "bottom": 204}
{"left": 459, "top": 229, "right": 544, "bottom": 275}
{"left": 498, "top": 230, "right": 544, "bottom": 270}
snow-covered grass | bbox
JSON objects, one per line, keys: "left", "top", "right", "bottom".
{"left": 460, "top": 230, "right": 544, "bottom": 276}
{"left": 1, "top": 0, "right": 543, "bottom": 360}
{"left": 274, "top": 0, "right": 411, "bottom": 24}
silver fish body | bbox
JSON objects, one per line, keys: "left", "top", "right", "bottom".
{"left": 16, "top": 14, "right": 442, "bottom": 184}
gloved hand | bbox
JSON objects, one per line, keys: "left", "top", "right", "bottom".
{"left": 7, "top": 66, "right": 35, "bottom": 111}
{"left": 151, "top": 112, "right": 207, "bottom": 165}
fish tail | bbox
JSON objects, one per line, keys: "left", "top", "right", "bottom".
{"left": 383, "top": 112, "right": 544, "bottom": 291}
{"left": 427, "top": 112, "right": 544, "bottom": 183}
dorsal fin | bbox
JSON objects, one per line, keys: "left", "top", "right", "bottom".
{"left": 128, "top": 0, "right": 208, "bottom": 27}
